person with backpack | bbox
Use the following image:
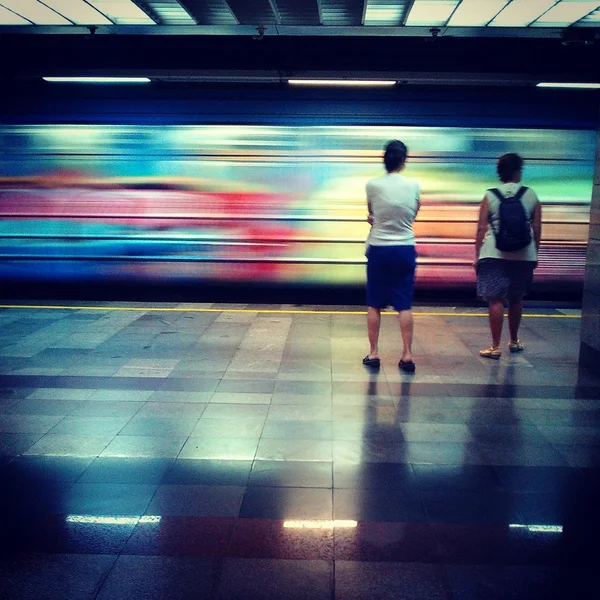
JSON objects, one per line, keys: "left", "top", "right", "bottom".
{"left": 474, "top": 153, "right": 542, "bottom": 359}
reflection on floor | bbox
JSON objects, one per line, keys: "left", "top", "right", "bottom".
{"left": 0, "top": 302, "right": 598, "bottom": 600}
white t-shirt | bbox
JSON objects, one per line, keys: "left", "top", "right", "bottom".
{"left": 479, "top": 182, "right": 539, "bottom": 262}
{"left": 366, "top": 173, "right": 420, "bottom": 246}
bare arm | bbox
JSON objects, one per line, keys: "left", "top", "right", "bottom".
{"left": 474, "top": 197, "right": 489, "bottom": 266}
{"left": 532, "top": 201, "right": 542, "bottom": 252}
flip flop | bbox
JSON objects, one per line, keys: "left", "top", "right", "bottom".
{"left": 362, "top": 355, "right": 381, "bottom": 367}
{"left": 399, "top": 359, "right": 416, "bottom": 373}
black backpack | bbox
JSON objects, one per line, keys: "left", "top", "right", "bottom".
{"left": 488, "top": 186, "right": 532, "bottom": 252}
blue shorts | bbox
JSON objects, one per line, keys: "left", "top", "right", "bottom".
{"left": 366, "top": 245, "right": 417, "bottom": 312}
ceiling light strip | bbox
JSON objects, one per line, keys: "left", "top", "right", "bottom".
{"left": 287, "top": 79, "right": 396, "bottom": 86}
{"left": 537, "top": 82, "right": 600, "bottom": 89}
{"left": 43, "top": 77, "right": 152, "bottom": 83}
{"left": 85, "top": 0, "right": 156, "bottom": 24}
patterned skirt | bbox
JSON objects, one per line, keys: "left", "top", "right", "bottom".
{"left": 476, "top": 258, "right": 535, "bottom": 301}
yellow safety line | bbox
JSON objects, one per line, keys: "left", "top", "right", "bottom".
{"left": 0, "top": 304, "right": 581, "bottom": 318}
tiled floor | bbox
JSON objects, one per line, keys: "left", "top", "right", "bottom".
{"left": 0, "top": 301, "right": 599, "bottom": 599}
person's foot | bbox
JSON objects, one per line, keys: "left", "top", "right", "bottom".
{"left": 480, "top": 346, "right": 502, "bottom": 360}
{"left": 399, "top": 359, "right": 416, "bottom": 373}
{"left": 508, "top": 340, "right": 524, "bottom": 353}
{"left": 363, "top": 355, "right": 380, "bottom": 367}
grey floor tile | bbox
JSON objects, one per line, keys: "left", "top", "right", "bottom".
{"left": 179, "top": 437, "right": 259, "bottom": 460}
{"left": 63, "top": 483, "right": 158, "bottom": 516}
{"left": 96, "top": 555, "right": 216, "bottom": 600}
{"left": 48, "top": 417, "right": 130, "bottom": 436}
{"left": 335, "top": 562, "right": 448, "bottom": 600}
{"left": 0, "top": 415, "right": 63, "bottom": 434}
{"left": 70, "top": 401, "right": 145, "bottom": 418}
{"left": 118, "top": 417, "right": 199, "bottom": 437}
{"left": 0, "top": 432, "right": 44, "bottom": 456}
{"left": 190, "top": 418, "right": 265, "bottom": 439}
{"left": 0, "top": 553, "right": 117, "bottom": 600}
{"left": 24, "top": 434, "right": 114, "bottom": 457}
{"left": 145, "top": 484, "right": 245, "bottom": 517}
{"left": 255, "top": 439, "right": 333, "bottom": 462}
{"left": 202, "top": 404, "right": 269, "bottom": 420}
{"left": 210, "top": 392, "right": 272, "bottom": 404}
{"left": 217, "top": 558, "right": 333, "bottom": 600}
{"left": 100, "top": 436, "right": 187, "bottom": 458}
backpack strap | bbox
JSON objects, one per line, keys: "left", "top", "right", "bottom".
{"left": 488, "top": 186, "right": 529, "bottom": 202}
{"left": 488, "top": 188, "right": 504, "bottom": 202}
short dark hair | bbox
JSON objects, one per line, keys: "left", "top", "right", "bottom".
{"left": 497, "top": 153, "right": 524, "bottom": 183}
{"left": 384, "top": 140, "right": 408, "bottom": 173}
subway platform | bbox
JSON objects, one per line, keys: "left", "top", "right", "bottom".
{"left": 0, "top": 301, "right": 599, "bottom": 600}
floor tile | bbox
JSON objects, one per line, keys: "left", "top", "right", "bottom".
{"left": 335, "top": 561, "right": 448, "bottom": 600}
{"left": 24, "top": 434, "right": 114, "bottom": 457}
{"left": 217, "top": 558, "right": 333, "bottom": 600}
{"left": 48, "top": 417, "right": 129, "bottom": 436}
{"left": 249, "top": 461, "right": 333, "bottom": 488}
{"left": 100, "top": 436, "right": 186, "bottom": 458}
{"left": 145, "top": 484, "right": 245, "bottom": 517}
{"left": 240, "top": 487, "right": 333, "bottom": 520}
{"left": 123, "top": 515, "right": 235, "bottom": 556}
{"left": 78, "top": 457, "right": 174, "bottom": 484}
{"left": 163, "top": 459, "right": 252, "bottom": 485}
{"left": 178, "top": 438, "right": 259, "bottom": 461}
{"left": 0, "top": 553, "right": 117, "bottom": 600}
{"left": 229, "top": 518, "right": 334, "bottom": 560}
{"left": 118, "top": 417, "right": 199, "bottom": 437}
{"left": 62, "top": 483, "right": 158, "bottom": 516}
{"left": 255, "top": 439, "right": 333, "bottom": 462}
{"left": 334, "top": 488, "right": 426, "bottom": 523}
{"left": 190, "top": 418, "right": 265, "bottom": 439}
{"left": 95, "top": 555, "right": 216, "bottom": 600}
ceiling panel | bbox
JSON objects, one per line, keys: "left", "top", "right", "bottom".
{"left": 405, "top": 0, "right": 460, "bottom": 26}
{"left": 133, "top": 1, "right": 196, "bottom": 24}
{"left": 86, "top": 0, "right": 156, "bottom": 24}
{"left": 531, "top": 1, "right": 600, "bottom": 27}
{"left": 0, "top": 0, "right": 71, "bottom": 24}
{"left": 41, "top": 0, "right": 113, "bottom": 24}
{"left": 447, "top": 0, "right": 508, "bottom": 26}
{"left": 179, "top": 0, "right": 237, "bottom": 24}
{"left": 364, "top": 0, "right": 410, "bottom": 26}
{"left": 577, "top": 6, "right": 600, "bottom": 24}
{"left": 225, "top": 0, "right": 279, "bottom": 25}
{"left": 319, "top": 0, "right": 365, "bottom": 26}
{"left": 0, "top": 5, "right": 30, "bottom": 24}
{"left": 276, "top": 0, "right": 320, "bottom": 25}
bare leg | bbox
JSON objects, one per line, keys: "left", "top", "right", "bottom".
{"left": 367, "top": 307, "right": 381, "bottom": 358}
{"left": 488, "top": 298, "right": 504, "bottom": 348}
{"left": 507, "top": 296, "right": 523, "bottom": 343}
{"left": 398, "top": 309, "right": 414, "bottom": 362}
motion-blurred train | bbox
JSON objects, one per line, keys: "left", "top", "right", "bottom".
{"left": 0, "top": 123, "right": 595, "bottom": 292}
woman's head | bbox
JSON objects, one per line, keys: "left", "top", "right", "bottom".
{"left": 384, "top": 140, "right": 408, "bottom": 173}
{"left": 497, "top": 153, "right": 524, "bottom": 183}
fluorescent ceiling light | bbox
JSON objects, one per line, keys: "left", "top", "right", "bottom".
{"left": 147, "top": 0, "right": 195, "bottom": 24}
{"left": 66, "top": 515, "right": 161, "bottom": 524}
{"left": 531, "top": 1, "right": 600, "bottom": 26}
{"left": 448, "top": 0, "right": 509, "bottom": 26}
{"left": 86, "top": 0, "right": 155, "bottom": 24}
{"left": 0, "top": 0, "right": 71, "bottom": 24}
{"left": 41, "top": 0, "right": 112, "bottom": 25}
{"left": 405, "top": 0, "right": 460, "bottom": 26}
{"left": 364, "top": 1, "right": 404, "bottom": 26}
{"left": 43, "top": 77, "right": 152, "bottom": 83}
{"left": 537, "top": 82, "right": 600, "bottom": 88}
{"left": 288, "top": 79, "right": 396, "bottom": 87}
{"left": 490, "top": 0, "right": 557, "bottom": 26}
{"left": 0, "top": 5, "right": 30, "bottom": 24}
{"left": 509, "top": 524, "right": 563, "bottom": 533}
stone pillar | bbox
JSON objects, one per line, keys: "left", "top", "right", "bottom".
{"left": 580, "top": 124, "right": 600, "bottom": 369}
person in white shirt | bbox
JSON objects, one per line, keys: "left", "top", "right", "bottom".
{"left": 475, "top": 153, "right": 542, "bottom": 359}
{"left": 363, "top": 140, "right": 420, "bottom": 372}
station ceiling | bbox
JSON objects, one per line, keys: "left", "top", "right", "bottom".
{"left": 0, "top": 1, "right": 599, "bottom": 85}
{"left": 0, "top": 0, "right": 599, "bottom": 38}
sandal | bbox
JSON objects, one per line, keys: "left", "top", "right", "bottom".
{"left": 363, "top": 355, "right": 380, "bottom": 367}
{"left": 399, "top": 359, "right": 416, "bottom": 373}
{"left": 480, "top": 346, "right": 502, "bottom": 360}
{"left": 508, "top": 340, "right": 524, "bottom": 353}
